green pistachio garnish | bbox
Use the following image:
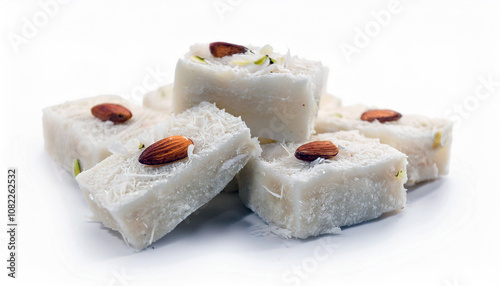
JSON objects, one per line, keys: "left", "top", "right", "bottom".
{"left": 395, "top": 170, "right": 404, "bottom": 178}
{"left": 254, "top": 55, "right": 268, "bottom": 65}
{"left": 139, "top": 142, "right": 145, "bottom": 149}
{"left": 253, "top": 55, "right": 277, "bottom": 66}
{"left": 73, "top": 159, "right": 81, "bottom": 177}
{"left": 190, "top": 55, "right": 207, "bottom": 64}
{"left": 258, "top": 138, "right": 277, "bottom": 145}
{"left": 334, "top": 113, "right": 343, "bottom": 118}
{"left": 433, "top": 132, "right": 442, "bottom": 149}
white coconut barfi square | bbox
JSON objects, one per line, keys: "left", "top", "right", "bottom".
{"left": 238, "top": 131, "right": 407, "bottom": 239}
{"left": 172, "top": 42, "right": 327, "bottom": 142}
{"left": 76, "top": 102, "right": 261, "bottom": 250}
{"left": 316, "top": 104, "right": 453, "bottom": 186}
{"left": 43, "top": 95, "right": 169, "bottom": 175}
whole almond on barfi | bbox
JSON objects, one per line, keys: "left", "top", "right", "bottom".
{"left": 295, "top": 141, "right": 339, "bottom": 162}
{"left": 210, "top": 42, "right": 248, "bottom": 58}
{"left": 139, "top": 136, "right": 194, "bottom": 165}
{"left": 91, "top": 103, "right": 132, "bottom": 124}
{"left": 360, "top": 109, "right": 402, "bottom": 123}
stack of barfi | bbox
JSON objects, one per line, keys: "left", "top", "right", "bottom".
{"left": 43, "top": 42, "right": 453, "bottom": 250}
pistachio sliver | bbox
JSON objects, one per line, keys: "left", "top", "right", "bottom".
{"left": 396, "top": 170, "right": 404, "bottom": 178}
{"left": 190, "top": 55, "right": 207, "bottom": 64}
{"left": 73, "top": 159, "right": 81, "bottom": 177}
{"left": 254, "top": 55, "right": 268, "bottom": 65}
{"left": 433, "top": 132, "right": 442, "bottom": 149}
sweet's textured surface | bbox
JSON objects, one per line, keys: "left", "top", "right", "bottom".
{"left": 172, "top": 43, "right": 326, "bottom": 142}
{"left": 238, "top": 131, "right": 407, "bottom": 239}
{"left": 76, "top": 102, "right": 261, "bottom": 250}
{"left": 316, "top": 104, "right": 453, "bottom": 186}
{"left": 42, "top": 95, "right": 168, "bottom": 175}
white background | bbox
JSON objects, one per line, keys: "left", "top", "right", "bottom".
{"left": 1, "top": 0, "right": 500, "bottom": 285}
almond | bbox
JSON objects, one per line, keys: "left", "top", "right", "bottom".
{"left": 138, "top": 135, "right": 193, "bottom": 165}
{"left": 91, "top": 103, "right": 132, "bottom": 124}
{"left": 295, "top": 141, "right": 339, "bottom": 162}
{"left": 360, "top": 109, "right": 402, "bottom": 123}
{"left": 209, "top": 42, "right": 248, "bottom": 58}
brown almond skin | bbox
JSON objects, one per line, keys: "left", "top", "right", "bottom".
{"left": 91, "top": 103, "right": 132, "bottom": 124}
{"left": 295, "top": 141, "right": 339, "bottom": 162}
{"left": 209, "top": 42, "right": 248, "bottom": 58}
{"left": 138, "top": 136, "right": 194, "bottom": 166}
{"left": 360, "top": 109, "right": 402, "bottom": 123}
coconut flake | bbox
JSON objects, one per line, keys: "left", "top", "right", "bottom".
{"left": 260, "top": 44, "right": 273, "bottom": 55}
{"left": 262, "top": 185, "right": 283, "bottom": 199}
{"left": 108, "top": 141, "right": 129, "bottom": 155}
{"left": 187, "top": 144, "right": 194, "bottom": 160}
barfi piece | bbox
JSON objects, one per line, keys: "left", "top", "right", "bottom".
{"left": 76, "top": 102, "right": 261, "bottom": 250}
{"left": 142, "top": 83, "right": 174, "bottom": 113}
{"left": 43, "top": 95, "right": 169, "bottom": 175}
{"left": 238, "top": 131, "right": 407, "bottom": 239}
{"left": 172, "top": 42, "right": 327, "bottom": 142}
{"left": 316, "top": 104, "right": 453, "bottom": 186}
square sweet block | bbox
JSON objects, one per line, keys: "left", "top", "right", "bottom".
{"left": 42, "top": 95, "right": 169, "bottom": 175}
{"left": 76, "top": 102, "right": 261, "bottom": 250}
{"left": 172, "top": 42, "right": 327, "bottom": 142}
{"left": 316, "top": 104, "right": 453, "bottom": 186}
{"left": 238, "top": 131, "right": 407, "bottom": 239}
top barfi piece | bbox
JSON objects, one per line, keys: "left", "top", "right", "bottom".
{"left": 172, "top": 42, "right": 327, "bottom": 142}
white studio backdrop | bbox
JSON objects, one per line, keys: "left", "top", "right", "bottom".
{"left": 1, "top": 0, "right": 499, "bottom": 285}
